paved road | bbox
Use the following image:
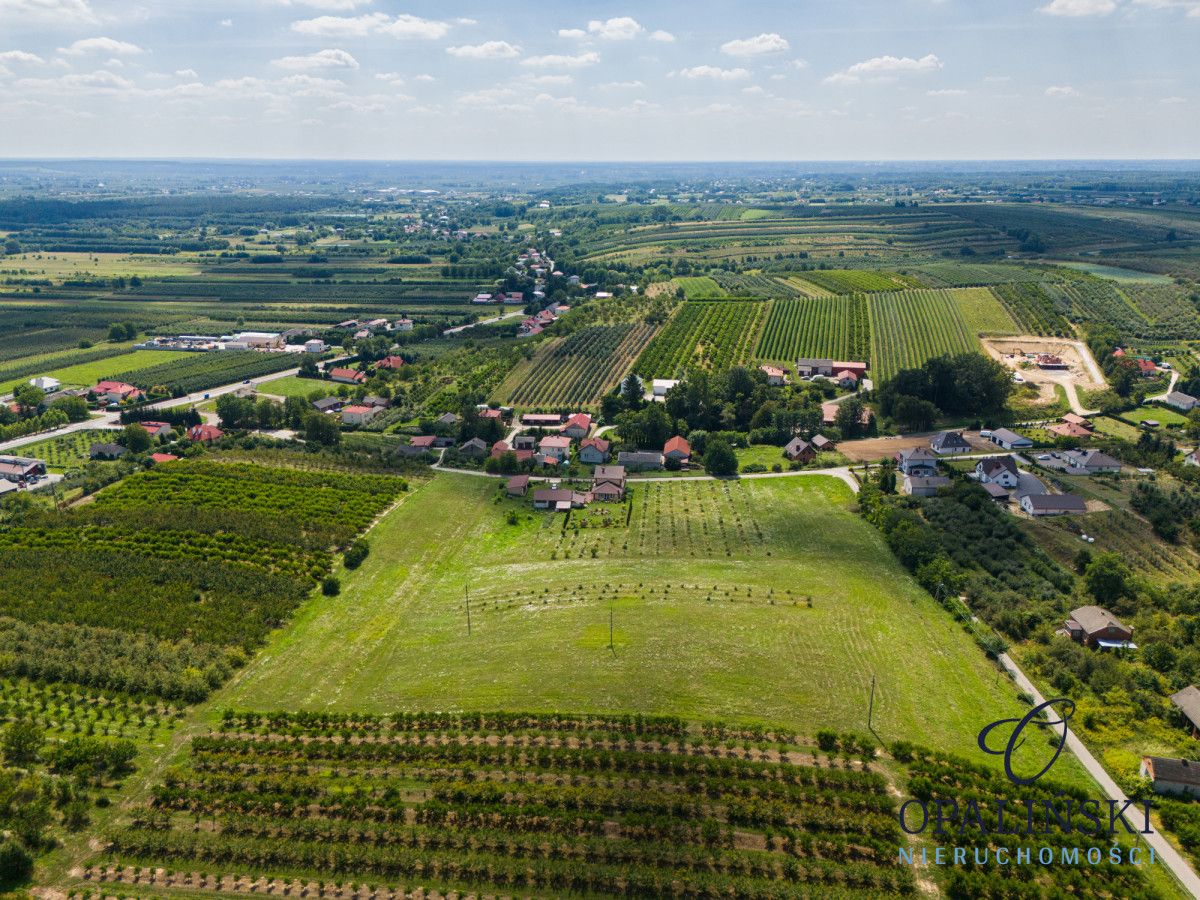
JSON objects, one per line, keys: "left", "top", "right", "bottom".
{"left": 442, "top": 309, "right": 525, "bottom": 335}
{"left": 999, "top": 652, "right": 1200, "bottom": 898}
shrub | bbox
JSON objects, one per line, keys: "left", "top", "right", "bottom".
{"left": 343, "top": 540, "right": 369, "bottom": 570}
{"left": 322, "top": 576, "right": 341, "bottom": 596}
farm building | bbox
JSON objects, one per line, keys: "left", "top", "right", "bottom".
{"left": 1171, "top": 686, "right": 1200, "bottom": 738}
{"left": 1166, "top": 391, "right": 1198, "bottom": 412}
{"left": 976, "top": 456, "right": 1020, "bottom": 488}
{"left": 0, "top": 455, "right": 46, "bottom": 484}
{"left": 651, "top": 379, "right": 679, "bottom": 398}
{"left": 312, "top": 397, "right": 344, "bottom": 414}
{"left": 329, "top": 367, "right": 366, "bottom": 385}
{"left": 522, "top": 413, "right": 564, "bottom": 428}
{"left": 930, "top": 431, "right": 971, "bottom": 454}
{"left": 988, "top": 428, "right": 1033, "bottom": 451}
{"left": 579, "top": 437, "right": 611, "bottom": 464}
{"left": 759, "top": 365, "right": 788, "bottom": 386}
{"left": 512, "top": 434, "right": 538, "bottom": 451}
{"left": 1021, "top": 493, "right": 1086, "bottom": 516}
{"left": 532, "top": 488, "right": 589, "bottom": 511}
{"left": 784, "top": 437, "right": 815, "bottom": 463}
{"left": 562, "top": 413, "right": 592, "bottom": 439}
{"left": 341, "top": 405, "right": 380, "bottom": 427}
{"left": 188, "top": 425, "right": 225, "bottom": 443}
{"left": 664, "top": 436, "right": 691, "bottom": 464}
{"left": 896, "top": 447, "right": 939, "bottom": 477}
{"left": 902, "top": 475, "right": 950, "bottom": 497}
{"left": 506, "top": 475, "right": 530, "bottom": 497}
{"left": 1064, "top": 605, "right": 1134, "bottom": 649}
{"left": 1140, "top": 757, "right": 1200, "bottom": 798}
{"left": 437, "top": 412, "right": 460, "bottom": 427}
{"left": 980, "top": 482, "right": 1011, "bottom": 503}
{"left": 617, "top": 450, "right": 664, "bottom": 471}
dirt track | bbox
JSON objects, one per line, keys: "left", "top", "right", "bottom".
{"left": 981, "top": 336, "right": 1106, "bottom": 416}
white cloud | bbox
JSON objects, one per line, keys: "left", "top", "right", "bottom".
{"left": 59, "top": 37, "right": 144, "bottom": 56}
{"left": 1132, "top": 0, "right": 1200, "bottom": 14}
{"left": 522, "top": 73, "right": 574, "bottom": 85}
{"left": 374, "top": 71, "right": 404, "bottom": 84}
{"left": 272, "top": 48, "right": 359, "bottom": 71}
{"left": 277, "top": 0, "right": 374, "bottom": 9}
{"left": 520, "top": 51, "right": 599, "bottom": 68}
{"left": 599, "top": 80, "right": 644, "bottom": 89}
{"left": 457, "top": 86, "right": 517, "bottom": 106}
{"left": 1039, "top": 0, "right": 1117, "bottom": 14}
{"left": 446, "top": 41, "right": 520, "bottom": 59}
{"left": 0, "top": 0, "right": 98, "bottom": 25}
{"left": 927, "top": 88, "right": 967, "bottom": 96}
{"left": 720, "top": 33, "right": 789, "bottom": 58}
{"left": 0, "top": 50, "right": 44, "bottom": 64}
{"left": 825, "top": 53, "right": 942, "bottom": 84}
{"left": 649, "top": 30, "right": 675, "bottom": 42}
{"left": 587, "top": 17, "right": 643, "bottom": 39}
{"left": 414, "top": 73, "right": 435, "bottom": 82}
{"left": 742, "top": 85, "right": 767, "bottom": 95}
{"left": 675, "top": 65, "right": 750, "bottom": 81}
{"left": 220, "top": 19, "right": 232, "bottom": 26}
{"left": 16, "top": 68, "right": 134, "bottom": 93}
{"left": 558, "top": 28, "right": 586, "bottom": 39}
{"left": 1160, "top": 95, "right": 1187, "bottom": 103}
{"left": 456, "top": 17, "right": 477, "bottom": 25}
{"left": 174, "top": 68, "right": 198, "bottom": 78}
{"left": 789, "top": 59, "right": 809, "bottom": 70}
{"left": 291, "top": 12, "right": 448, "bottom": 39}
{"left": 1045, "top": 84, "right": 1079, "bottom": 97}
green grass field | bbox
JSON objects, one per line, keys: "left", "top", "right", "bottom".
{"left": 673, "top": 275, "right": 728, "bottom": 299}
{"left": 254, "top": 373, "right": 331, "bottom": 400}
{"left": 227, "top": 473, "right": 1043, "bottom": 759}
{"left": 0, "top": 349, "right": 190, "bottom": 394}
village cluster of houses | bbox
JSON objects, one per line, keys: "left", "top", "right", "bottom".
{"left": 88, "top": 422, "right": 222, "bottom": 461}
{"left": 518, "top": 303, "right": 570, "bottom": 337}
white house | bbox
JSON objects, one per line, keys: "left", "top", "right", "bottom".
{"left": 976, "top": 456, "right": 1020, "bottom": 489}
{"left": 1021, "top": 493, "right": 1086, "bottom": 516}
{"left": 30, "top": 376, "right": 60, "bottom": 391}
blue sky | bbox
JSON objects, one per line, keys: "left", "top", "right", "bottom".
{"left": 0, "top": 0, "right": 1196, "bottom": 159}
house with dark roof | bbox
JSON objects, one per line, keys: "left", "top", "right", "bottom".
{"left": 617, "top": 450, "right": 664, "bottom": 471}
{"left": 457, "top": 437, "right": 489, "bottom": 459}
{"left": 532, "top": 488, "right": 589, "bottom": 510}
{"left": 784, "top": 437, "right": 815, "bottom": 463}
{"left": 811, "top": 434, "right": 834, "bottom": 452}
{"left": 506, "top": 474, "right": 530, "bottom": 497}
{"left": 903, "top": 475, "right": 951, "bottom": 497}
{"left": 930, "top": 431, "right": 972, "bottom": 455}
{"left": 312, "top": 396, "right": 344, "bottom": 414}
{"left": 1064, "top": 605, "right": 1134, "bottom": 649}
{"left": 1021, "top": 493, "right": 1086, "bottom": 517}
{"left": 1171, "top": 686, "right": 1200, "bottom": 739}
{"left": 980, "top": 481, "right": 1011, "bottom": 503}
{"left": 896, "top": 447, "right": 939, "bottom": 477}
{"left": 976, "top": 456, "right": 1020, "bottom": 489}
{"left": 1141, "top": 757, "right": 1200, "bottom": 798}
{"left": 592, "top": 464, "right": 627, "bottom": 502}
{"left": 1061, "top": 449, "right": 1121, "bottom": 474}
{"left": 0, "top": 456, "right": 46, "bottom": 484}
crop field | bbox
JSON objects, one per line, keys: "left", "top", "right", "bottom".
{"left": 1056, "top": 277, "right": 1156, "bottom": 339}
{"left": 1123, "top": 283, "right": 1200, "bottom": 333}
{"left": 911, "top": 262, "right": 1044, "bottom": 287}
{"left": 674, "top": 275, "right": 727, "bottom": 299}
{"left": 13, "top": 429, "right": 113, "bottom": 471}
{"left": 112, "top": 350, "right": 308, "bottom": 396}
{"left": 0, "top": 460, "right": 407, "bottom": 702}
{"left": 0, "top": 348, "right": 189, "bottom": 394}
{"left": 789, "top": 269, "right": 922, "bottom": 295}
{"left": 501, "top": 323, "right": 656, "bottom": 409}
{"left": 867, "top": 289, "right": 980, "bottom": 381}
{"left": 634, "top": 301, "right": 764, "bottom": 379}
{"left": 1, "top": 251, "right": 204, "bottom": 281}
{"left": 991, "top": 282, "right": 1072, "bottom": 335}
{"left": 226, "top": 474, "right": 1052, "bottom": 758}
{"left": 94, "top": 711, "right": 916, "bottom": 900}
{"left": 0, "top": 341, "right": 140, "bottom": 392}
{"left": 947, "top": 286, "right": 1019, "bottom": 335}
{"left": 710, "top": 271, "right": 800, "bottom": 298}
{"left": 755, "top": 296, "right": 870, "bottom": 364}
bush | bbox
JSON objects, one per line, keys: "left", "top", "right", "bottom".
{"left": 0, "top": 840, "right": 32, "bottom": 889}
{"left": 343, "top": 540, "right": 369, "bottom": 570}
{"left": 322, "top": 576, "right": 341, "bottom": 596}
{"left": 816, "top": 729, "right": 838, "bottom": 752}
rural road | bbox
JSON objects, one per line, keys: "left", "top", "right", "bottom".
{"left": 1149, "top": 370, "right": 1181, "bottom": 403}
{"left": 999, "top": 652, "right": 1200, "bottom": 898}
{"left": 442, "top": 309, "right": 525, "bottom": 335}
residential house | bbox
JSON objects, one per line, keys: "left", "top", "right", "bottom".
{"left": 579, "top": 437, "right": 611, "bottom": 464}
{"left": 436, "top": 412, "right": 461, "bottom": 428}
{"left": 30, "top": 376, "right": 59, "bottom": 391}
{"left": 896, "top": 447, "right": 939, "bottom": 477}
{"left": 562, "top": 413, "right": 592, "bottom": 440}
{"left": 811, "top": 434, "right": 834, "bottom": 452}
{"left": 188, "top": 424, "right": 224, "bottom": 443}
{"left": 784, "top": 437, "right": 815, "bottom": 463}
{"left": 312, "top": 397, "right": 344, "bottom": 414}
{"left": 1021, "top": 493, "right": 1086, "bottom": 516}
{"left": 903, "top": 475, "right": 951, "bottom": 497}
{"left": 833, "top": 361, "right": 869, "bottom": 380}
{"left": 506, "top": 474, "right": 530, "bottom": 497}
{"left": 361, "top": 396, "right": 390, "bottom": 409}
{"left": 821, "top": 403, "right": 839, "bottom": 425}
{"left": 976, "top": 456, "right": 1020, "bottom": 488}
{"left": 478, "top": 407, "right": 505, "bottom": 421}
{"left": 304, "top": 339, "right": 327, "bottom": 354}
{"left": 538, "top": 435, "right": 572, "bottom": 463}
{"left": 1048, "top": 421, "right": 1093, "bottom": 439}
{"left": 0, "top": 456, "right": 46, "bottom": 484}
{"left": 150, "top": 452, "right": 179, "bottom": 464}
{"left": 375, "top": 355, "right": 406, "bottom": 371}
{"left": 930, "top": 431, "right": 972, "bottom": 455}
{"left": 1166, "top": 391, "right": 1199, "bottom": 412}
{"left": 532, "top": 488, "right": 588, "bottom": 510}
{"left": 137, "top": 421, "right": 174, "bottom": 438}
{"left": 617, "top": 450, "right": 664, "bottom": 471}
{"left": 1171, "top": 686, "right": 1200, "bottom": 738}
{"left": 409, "top": 435, "right": 438, "bottom": 449}
{"left": 988, "top": 428, "right": 1034, "bottom": 451}
{"left": 329, "top": 367, "right": 366, "bottom": 385}
{"left": 341, "top": 405, "right": 380, "bottom": 427}
{"left": 89, "top": 442, "right": 126, "bottom": 460}
{"left": 835, "top": 369, "right": 859, "bottom": 389}
{"left": 1065, "top": 605, "right": 1134, "bottom": 649}
{"left": 457, "top": 437, "right": 489, "bottom": 459}
{"left": 1061, "top": 449, "right": 1121, "bottom": 474}
{"left": 92, "top": 380, "right": 144, "bottom": 404}
{"left": 663, "top": 436, "right": 691, "bottom": 465}
{"left": 1140, "top": 757, "right": 1200, "bottom": 798}
{"left": 1136, "top": 358, "right": 1158, "bottom": 377}
{"left": 1063, "top": 412, "right": 1092, "bottom": 428}
{"left": 759, "top": 365, "right": 788, "bottom": 387}
{"left": 591, "top": 465, "right": 627, "bottom": 502}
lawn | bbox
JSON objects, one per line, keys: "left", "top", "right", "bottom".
{"left": 227, "top": 472, "right": 1045, "bottom": 759}
{"left": 255, "top": 373, "right": 331, "bottom": 400}
{"left": 0, "top": 349, "right": 190, "bottom": 394}
{"left": 0, "top": 251, "right": 203, "bottom": 282}
{"left": 1127, "top": 404, "right": 1190, "bottom": 427}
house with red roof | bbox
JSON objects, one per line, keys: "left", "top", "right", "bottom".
{"left": 1136, "top": 358, "right": 1158, "bottom": 377}
{"left": 188, "top": 424, "right": 224, "bottom": 443}
{"left": 150, "top": 452, "right": 179, "bottom": 464}
{"left": 329, "top": 367, "right": 366, "bottom": 385}
{"left": 579, "top": 436, "right": 611, "bottom": 464}
{"left": 664, "top": 435, "right": 691, "bottom": 464}
{"left": 341, "top": 405, "right": 379, "bottom": 427}
{"left": 374, "top": 356, "right": 406, "bottom": 370}
{"left": 137, "top": 421, "right": 174, "bottom": 438}
{"left": 93, "top": 380, "right": 145, "bottom": 404}
{"left": 835, "top": 369, "right": 859, "bottom": 388}
{"left": 562, "top": 413, "right": 592, "bottom": 439}
{"left": 538, "top": 434, "right": 572, "bottom": 463}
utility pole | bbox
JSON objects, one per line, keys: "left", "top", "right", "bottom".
{"left": 465, "top": 585, "right": 471, "bottom": 636}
